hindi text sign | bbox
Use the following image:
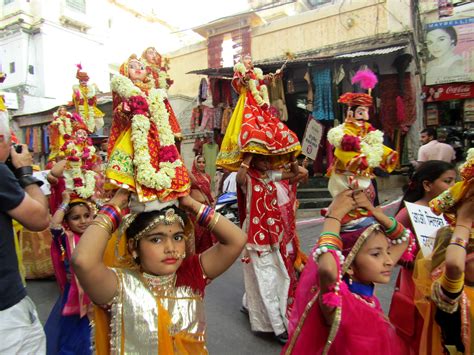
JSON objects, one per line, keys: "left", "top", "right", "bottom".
{"left": 405, "top": 201, "right": 448, "bottom": 257}
{"left": 301, "top": 117, "right": 323, "bottom": 160}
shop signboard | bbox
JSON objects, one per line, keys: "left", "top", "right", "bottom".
{"left": 301, "top": 117, "right": 323, "bottom": 160}
{"left": 426, "top": 104, "right": 439, "bottom": 126}
{"left": 465, "top": 98, "right": 474, "bottom": 122}
{"left": 424, "top": 17, "right": 474, "bottom": 85}
{"left": 405, "top": 201, "right": 448, "bottom": 257}
{"left": 423, "top": 82, "right": 474, "bottom": 102}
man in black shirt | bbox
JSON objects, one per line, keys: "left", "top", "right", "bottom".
{"left": 0, "top": 118, "right": 49, "bottom": 353}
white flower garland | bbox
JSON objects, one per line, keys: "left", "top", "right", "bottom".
{"left": 158, "top": 71, "right": 170, "bottom": 90}
{"left": 328, "top": 124, "right": 385, "bottom": 168}
{"left": 64, "top": 168, "right": 96, "bottom": 199}
{"left": 111, "top": 74, "right": 182, "bottom": 191}
{"left": 52, "top": 113, "right": 73, "bottom": 137}
{"left": 327, "top": 125, "right": 345, "bottom": 148}
{"left": 234, "top": 63, "right": 268, "bottom": 106}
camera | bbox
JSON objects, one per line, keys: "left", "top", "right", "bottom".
{"left": 5, "top": 144, "right": 24, "bottom": 172}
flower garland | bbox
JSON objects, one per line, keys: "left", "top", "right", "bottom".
{"left": 52, "top": 113, "right": 73, "bottom": 137}
{"left": 111, "top": 74, "right": 182, "bottom": 191}
{"left": 327, "top": 124, "right": 384, "bottom": 168}
{"left": 234, "top": 63, "right": 269, "bottom": 107}
{"left": 64, "top": 168, "right": 96, "bottom": 199}
{"left": 158, "top": 70, "right": 171, "bottom": 90}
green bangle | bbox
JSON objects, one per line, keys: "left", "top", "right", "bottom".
{"left": 385, "top": 217, "right": 397, "bottom": 234}
{"left": 320, "top": 231, "right": 341, "bottom": 239}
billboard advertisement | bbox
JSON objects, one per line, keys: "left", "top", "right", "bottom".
{"left": 424, "top": 17, "right": 474, "bottom": 85}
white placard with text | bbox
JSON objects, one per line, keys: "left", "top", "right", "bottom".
{"left": 405, "top": 201, "right": 448, "bottom": 257}
{"left": 301, "top": 117, "right": 323, "bottom": 160}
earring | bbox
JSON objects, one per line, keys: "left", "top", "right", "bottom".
{"left": 348, "top": 276, "right": 353, "bottom": 285}
{"left": 132, "top": 252, "right": 140, "bottom": 264}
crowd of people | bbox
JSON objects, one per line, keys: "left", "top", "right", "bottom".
{"left": 0, "top": 50, "right": 473, "bottom": 355}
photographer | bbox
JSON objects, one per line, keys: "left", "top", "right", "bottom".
{"left": 0, "top": 118, "right": 49, "bottom": 353}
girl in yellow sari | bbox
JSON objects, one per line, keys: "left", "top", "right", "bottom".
{"left": 71, "top": 189, "right": 247, "bottom": 354}
{"left": 414, "top": 148, "right": 474, "bottom": 354}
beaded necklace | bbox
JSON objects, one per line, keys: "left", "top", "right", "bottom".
{"left": 142, "top": 272, "right": 176, "bottom": 295}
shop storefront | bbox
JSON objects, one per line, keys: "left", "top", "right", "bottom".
{"left": 188, "top": 35, "right": 420, "bottom": 173}
{"left": 423, "top": 82, "right": 474, "bottom": 159}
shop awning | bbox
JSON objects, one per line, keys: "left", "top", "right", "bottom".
{"left": 187, "top": 32, "right": 410, "bottom": 77}
{"left": 335, "top": 45, "right": 407, "bottom": 58}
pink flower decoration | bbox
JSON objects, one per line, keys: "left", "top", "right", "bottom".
{"left": 128, "top": 95, "right": 149, "bottom": 115}
{"left": 73, "top": 178, "right": 83, "bottom": 187}
{"left": 159, "top": 145, "right": 178, "bottom": 163}
{"left": 341, "top": 135, "right": 361, "bottom": 152}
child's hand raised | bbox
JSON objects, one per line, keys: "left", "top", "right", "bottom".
{"left": 353, "top": 190, "right": 375, "bottom": 212}
{"left": 327, "top": 190, "right": 356, "bottom": 220}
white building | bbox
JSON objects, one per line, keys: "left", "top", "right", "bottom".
{"left": 0, "top": 0, "right": 196, "bottom": 113}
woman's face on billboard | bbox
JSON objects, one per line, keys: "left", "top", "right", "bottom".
{"left": 426, "top": 29, "right": 455, "bottom": 59}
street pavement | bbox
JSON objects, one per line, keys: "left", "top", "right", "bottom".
{"left": 28, "top": 197, "right": 401, "bottom": 354}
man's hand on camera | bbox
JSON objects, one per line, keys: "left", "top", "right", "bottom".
{"left": 10, "top": 144, "right": 32, "bottom": 169}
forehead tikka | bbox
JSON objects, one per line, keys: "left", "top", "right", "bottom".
{"left": 133, "top": 208, "right": 185, "bottom": 242}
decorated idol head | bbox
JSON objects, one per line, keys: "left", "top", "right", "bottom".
{"left": 338, "top": 69, "right": 378, "bottom": 122}
{"left": 76, "top": 64, "right": 90, "bottom": 86}
{"left": 241, "top": 54, "right": 253, "bottom": 70}
{"left": 120, "top": 55, "right": 147, "bottom": 83}
{"left": 142, "top": 47, "right": 162, "bottom": 67}
{"left": 57, "top": 106, "right": 68, "bottom": 117}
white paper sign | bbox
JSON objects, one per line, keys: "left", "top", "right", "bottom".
{"left": 301, "top": 117, "right": 323, "bottom": 160}
{"left": 405, "top": 201, "right": 448, "bottom": 257}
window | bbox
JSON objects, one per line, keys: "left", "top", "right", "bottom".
{"left": 306, "top": 0, "right": 333, "bottom": 7}
{"left": 9, "top": 62, "right": 15, "bottom": 74}
{"left": 4, "top": 0, "right": 15, "bottom": 5}
{"left": 65, "top": 0, "right": 85, "bottom": 13}
{"left": 222, "top": 38, "right": 237, "bottom": 67}
{"left": 28, "top": 65, "right": 34, "bottom": 75}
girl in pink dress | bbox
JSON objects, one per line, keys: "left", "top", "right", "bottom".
{"left": 284, "top": 190, "right": 414, "bottom": 354}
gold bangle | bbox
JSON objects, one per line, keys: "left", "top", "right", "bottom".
{"left": 208, "top": 213, "right": 221, "bottom": 232}
{"left": 196, "top": 204, "right": 205, "bottom": 220}
{"left": 91, "top": 220, "right": 112, "bottom": 235}
{"left": 96, "top": 214, "right": 114, "bottom": 230}
{"left": 240, "top": 163, "right": 250, "bottom": 169}
{"left": 94, "top": 216, "right": 112, "bottom": 230}
{"left": 440, "top": 272, "right": 465, "bottom": 294}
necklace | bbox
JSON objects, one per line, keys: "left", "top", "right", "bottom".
{"left": 142, "top": 272, "right": 176, "bottom": 294}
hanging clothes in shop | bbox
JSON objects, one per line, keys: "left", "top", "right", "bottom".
{"left": 209, "top": 78, "right": 233, "bottom": 107}
{"left": 199, "top": 78, "right": 208, "bottom": 103}
{"left": 221, "top": 106, "right": 233, "bottom": 134}
{"left": 213, "top": 107, "right": 223, "bottom": 131}
{"left": 304, "top": 70, "right": 314, "bottom": 112}
{"left": 378, "top": 73, "right": 416, "bottom": 137}
{"left": 43, "top": 125, "right": 50, "bottom": 155}
{"left": 190, "top": 107, "right": 202, "bottom": 133}
{"left": 312, "top": 68, "right": 335, "bottom": 121}
{"left": 200, "top": 106, "right": 215, "bottom": 131}
{"left": 203, "top": 141, "right": 219, "bottom": 188}
{"left": 268, "top": 77, "right": 289, "bottom": 121}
